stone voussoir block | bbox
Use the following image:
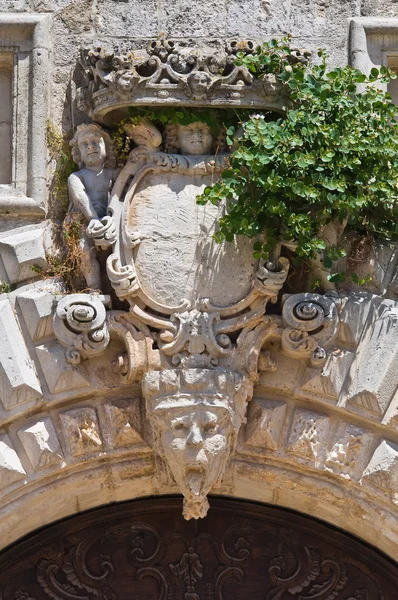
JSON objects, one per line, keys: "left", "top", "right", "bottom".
{"left": 325, "top": 424, "right": 374, "bottom": 480}
{"left": 343, "top": 300, "right": 398, "bottom": 420}
{"left": 0, "top": 223, "right": 49, "bottom": 285}
{"left": 18, "top": 418, "right": 63, "bottom": 470}
{"left": 35, "top": 341, "right": 90, "bottom": 395}
{"left": 59, "top": 406, "right": 103, "bottom": 458}
{"left": 16, "top": 288, "right": 56, "bottom": 342}
{"left": 361, "top": 439, "right": 398, "bottom": 504}
{"left": 0, "top": 298, "right": 42, "bottom": 410}
{"left": 102, "top": 398, "right": 147, "bottom": 449}
{"left": 244, "top": 397, "right": 287, "bottom": 451}
{"left": 286, "top": 408, "right": 330, "bottom": 463}
{"left": 0, "top": 434, "right": 26, "bottom": 490}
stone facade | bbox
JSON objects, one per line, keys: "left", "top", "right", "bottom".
{"left": 0, "top": 0, "right": 398, "bottom": 567}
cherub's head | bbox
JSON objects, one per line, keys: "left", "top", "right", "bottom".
{"left": 164, "top": 121, "right": 213, "bottom": 155}
{"left": 70, "top": 123, "right": 116, "bottom": 169}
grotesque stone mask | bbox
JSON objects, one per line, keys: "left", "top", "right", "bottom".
{"left": 153, "top": 402, "right": 234, "bottom": 518}
{"left": 77, "top": 130, "right": 107, "bottom": 168}
{"left": 144, "top": 369, "right": 251, "bottom": 520}
{"left": 178, "top": 122, "right": 213, "bottom": 155}
{"left": 187, "top": 71, "right": 212, "bottom": 100}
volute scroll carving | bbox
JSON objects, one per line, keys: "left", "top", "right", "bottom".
{"left": 281, "top": 293, "right": 339, "bottom": 366}
{"left": 53, "top": 294, "right": 111, "bottom": 364}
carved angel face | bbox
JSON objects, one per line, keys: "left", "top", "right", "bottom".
{"left": 78, "top": 130, "right": 107, "bottom": 168}
{"left": 153, "top": 404, "right": 234, "bottom": 517}
{"left": 178, "top": 122, "right": 213, "bottom": 155}
{"left": 188, "top": 71, "right": 211, "bottom": 99}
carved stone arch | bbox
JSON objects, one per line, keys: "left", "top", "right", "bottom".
{"left": 0, "top": 284, "right": 397, "bottom": 562}
{"left": 0, "top": 35, "right": 397, "bottom": 570}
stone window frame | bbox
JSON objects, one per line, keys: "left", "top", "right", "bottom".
{"left": 350, "top": 17, "right": 398, "bottom": 84}
{"left": 0, "top": 14, "right": 51, "bottom": 217}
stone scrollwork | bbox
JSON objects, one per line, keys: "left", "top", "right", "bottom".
{"left": 106, "top": 255, "right": 140, "bottom": 301}
{"left": 53, "top": 294, "right": 111, "bottom": 364}
{"left": 86, "top": 214, "right": 117, "bottom": 249}
{"left": 77, "top": 38, "right": 298, "bottom": 122}
{"left": 281, "top": 293, "right": 339, "bottom": 366}
{"left": 255, "top": 257, "right": 290, "bottom": 299}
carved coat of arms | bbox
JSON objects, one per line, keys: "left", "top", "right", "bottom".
{"left": 56, "top": 41, "right": 339, "bottom": 520}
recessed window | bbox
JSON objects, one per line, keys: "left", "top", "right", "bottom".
{"left": 0, "top": 14, "right": 51, "bottom": 216}
{"left": 0, "top": 54, "right": 13, "bottom": 185}
{"left": 350, "top": 19, "right": 398, "bottom": 106}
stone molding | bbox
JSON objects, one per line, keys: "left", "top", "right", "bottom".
{"left": 0, "top": 13, "right": 51, "bottom": 217}
{"left": 0, "top": 282, "right": 396, "bottom": 559}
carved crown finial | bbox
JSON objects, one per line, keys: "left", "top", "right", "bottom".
{"left": 77, "top": 39, "right": 293, "bottom": 122}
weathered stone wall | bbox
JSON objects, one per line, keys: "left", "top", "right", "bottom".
{"left": 0, "top": 0, "right": 396, "bottom": 128}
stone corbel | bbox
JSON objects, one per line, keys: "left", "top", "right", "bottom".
{"left": 53, "top": 294, "right": 156, "bottom": 381}
{"left": 53, "top": 294, "right": 111, "bottom": 365}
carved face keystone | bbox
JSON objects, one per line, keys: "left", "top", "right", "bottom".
{"left": 178, "top": 122, "right": 213, "bottom": 155}
{"left": 153, "top": 405, "right": 234, "bottom": 518}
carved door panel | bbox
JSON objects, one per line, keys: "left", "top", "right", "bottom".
{"left": 0, "top": 497, "right": 396, "bottom": 600}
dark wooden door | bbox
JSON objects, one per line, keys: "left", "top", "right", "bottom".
{"left": 0, "top": 497, "right": 397, "bottom": 599}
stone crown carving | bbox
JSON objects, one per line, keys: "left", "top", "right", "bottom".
{"left": 77, "top": 39, "right": 309, "bottom": 122}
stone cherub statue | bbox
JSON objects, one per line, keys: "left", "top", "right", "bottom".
{"left": 67, "top": 120, "right": 164, "bottom": 289}
{"left": 68, "top": 123, "right": 119, "bottom": 289}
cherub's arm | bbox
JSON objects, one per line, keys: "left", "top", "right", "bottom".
{"left": 109, "top": 162, "right": 136, "bottom": 208}
{"left": 68, "top": 172, "right": 99, "bottom": 221}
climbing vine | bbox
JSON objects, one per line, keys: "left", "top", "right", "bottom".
{"left": 196, "top": 37, "right": 398, "bottom": 276}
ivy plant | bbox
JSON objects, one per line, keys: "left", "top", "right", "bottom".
{"left": 196, "top": 38, "right": 398, "bottom": 271}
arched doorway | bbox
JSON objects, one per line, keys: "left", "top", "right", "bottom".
{"left": 0, "top": 497, "right": 396, "bottom": 599}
